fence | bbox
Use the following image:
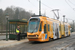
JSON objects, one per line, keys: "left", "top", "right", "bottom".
{"left": 0, "top": 23, "right": 7, "bottom": 34}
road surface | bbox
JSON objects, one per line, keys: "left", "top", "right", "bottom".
{"left": 0, "top": 33, "right": 75, "bottom": 50}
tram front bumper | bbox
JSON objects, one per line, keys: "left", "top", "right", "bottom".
{"left": 27, "top": 37, "right": 38, "bottom": 39}
{"left": 27, "top": 35, "right": 39, "bottom": 39}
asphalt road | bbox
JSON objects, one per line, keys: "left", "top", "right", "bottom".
{"left": 0, "top": 33, "right": 75, "bottom": 50}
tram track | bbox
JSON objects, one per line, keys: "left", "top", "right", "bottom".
{"left": 0, "top": 34, "right": 75, "bottom": 50}
{"left": 16, "top": 35, "right": 75, "bottom": 50}
{"left": 41, "top": 35, "right": 75, "bottom": 50}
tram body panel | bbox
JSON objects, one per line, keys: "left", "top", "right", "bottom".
{"left": 27, "top": 16, "right": 71, "bottom": 42}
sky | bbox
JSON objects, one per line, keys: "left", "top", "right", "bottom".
{"left": 0, "top": 0, "right": 75, "bottom": 21}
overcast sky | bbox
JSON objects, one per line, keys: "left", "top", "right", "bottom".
{"left": 0, "top": 0, "right": 75, "bottom": 21}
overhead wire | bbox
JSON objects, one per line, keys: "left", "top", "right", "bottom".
{"left": 68, "top": 0, "right": 75, "bottom": 6}
{"left": 28, "top": 0, "right": 37, "bottom": 7}
{"left": 36, "top": 0, "right": 53, "bottom": 9}
{"left": 42, "top": 0, "right": 74, "bottom": 22}
{"left": 36, "top": 0, "right": 61, "bottom": 20}
{"left": 28, "top": 0, "right": 74, "bottom": 21}
{"left": 28, "top": 0, "right": 53, "bottom": 9}
{"left": 41, "top": 2, "right": 53, "bottom": 9}
{"left": 67, "top": 18, "right": 75, "bottom": 21}
{"left": 65, "top": 0, "right": 75, "bottom": 21}
{"left": 65, "top": 0, "right": 75, "bottom": 11}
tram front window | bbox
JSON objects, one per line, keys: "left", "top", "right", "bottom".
{"left": 28, "top": 18, "right": 40, "bottom": 33}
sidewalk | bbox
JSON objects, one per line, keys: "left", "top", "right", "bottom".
{"left": 0, "top": 39, "right": 29, "bottom": 48}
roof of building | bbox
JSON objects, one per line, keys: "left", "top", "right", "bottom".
{"left": 8, "top": 19, "right": 27, "bottom": 23}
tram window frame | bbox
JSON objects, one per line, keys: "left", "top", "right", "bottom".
{"left": 48, "top": 24, "right": 50, "bottom": 31}
{"left": 44, "top": 24, "right": 47, "bottom": 33}
{"left": 39, "top": 22, "right": 42, "bottom": 31}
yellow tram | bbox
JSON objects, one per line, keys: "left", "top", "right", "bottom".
{"left": 27, "top": 15, "right": 71, "bottom": 42}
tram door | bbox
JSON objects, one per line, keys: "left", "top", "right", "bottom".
{"left": 65, "top": 25, "right": 68, "bottom": 36}
{"left": 57, "top": 23, "right": 59, "bottom": 38}
{"left": 53, "top": 23, "right": 57, "bottom": 39}
{"left": 44, "top": 24, "right": 47, "bottom": 40}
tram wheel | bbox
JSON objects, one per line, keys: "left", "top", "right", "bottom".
{"left": 49, "top": 37, "right": 51, "bottom": 42}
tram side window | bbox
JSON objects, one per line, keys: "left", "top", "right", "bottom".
{"left": 65, "top": 25, "right": 66, "bottom": 31}
{"left": 66, "top": 25, "right": 67, "bottom": 32}
{"left": 53, "top": 23, "right": 55, "bottom": 31}
{"left": 67, "top": 26, "right": 68, "bottom": 32}
{"left": 44, "top": 24, "right": 47, "bottom": 33}
{"left": 59, "top": 26, "right": 61, "bottom": 31}
{"left": 64, "top": 25, "right": 65, "bottom": 31}
{"left": 65, "top": 25, "right": 68, "bottom": 32}
{"left": 48, "top": 24, "right": 50, "bottom": 31}
{"left": 39, "top": 23, "right": 42, "bottom": 31}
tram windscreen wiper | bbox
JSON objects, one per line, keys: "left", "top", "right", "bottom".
{"left": 31, "top": 26, "right": 37, "bottom": 33}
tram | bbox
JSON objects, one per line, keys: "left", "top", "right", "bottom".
{"left": 27, "top": 15, "right": 70, "bottom": 42}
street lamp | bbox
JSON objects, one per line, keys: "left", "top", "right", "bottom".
{"left": 6, "top": 15, "right": 9, "bottom": 41}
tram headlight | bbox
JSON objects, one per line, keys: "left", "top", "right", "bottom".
{"left": 36, "top": 35, "right": 39, "bottom": 37}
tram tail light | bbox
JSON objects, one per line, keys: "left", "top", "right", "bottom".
{"left": 36, "top": 35, "right": 39, "bottom": 37}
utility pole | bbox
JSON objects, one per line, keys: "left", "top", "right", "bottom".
{"left": 52, "top": 9, "right": 59, "bottom": 20}
{"left": 28, "top": 0, "right": 41, "bottom": 15}
{"left": 39, "top": 0, "right": 41, "bottom": 15}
